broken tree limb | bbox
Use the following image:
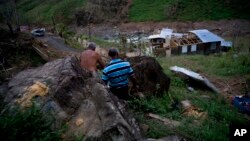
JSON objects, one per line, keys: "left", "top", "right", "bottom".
{"left": 170, "top": 66, "right": 219, "bottom": 93}
{"left": 147, "top": 113, "right": 180, "bottom": 128}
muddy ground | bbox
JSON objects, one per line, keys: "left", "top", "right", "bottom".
{"left": 71, "top": 19, "right": 250, "bottom": 39}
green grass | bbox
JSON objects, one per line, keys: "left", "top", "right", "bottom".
{"left": 17, "top": 0, "right": 86, "bottom": 24}
{"left": 128, "top": 52, "right": 250, "bottom": 140}
{"left": 128, "top": 0, "right": 250, "bottom": 22}
{"left": 174, "top": 0, "right": 234, "bottom": 21}
{"left": 129, "top": 82, "right": 249, "bottom": 140}
{"left": 13, "top": 0, "right": 250, "bottom": 24}
{"left": 60, "top": 33, "right": 119, "bottom": 51}
{"left": 0, "top": 105, "right": 64, "bottom": 141}
{"left": 129, "top": 0, "right": 170, "bottom": 22}
{"left": 158, "top": 53, "right": 250, "bottom": 77}
{"left": 225, "top": 37, "right": 250, "bottom": 53}
{"left": 90, "top": 37, "right": 119, "bottom": 49}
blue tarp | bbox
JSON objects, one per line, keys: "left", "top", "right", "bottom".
{"left": 232, "top": 96, "right": 250, "bottom": 115}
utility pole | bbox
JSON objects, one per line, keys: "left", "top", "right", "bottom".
{"left": 232, "top": 23, "right": 240, "bottom": 52}
{"left": 87, "top": 12, "right": 92, "bottom": 41}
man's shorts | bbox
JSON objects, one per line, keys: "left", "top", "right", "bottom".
{"left": 110, "top": 86, "right": 129, "bottom": 100}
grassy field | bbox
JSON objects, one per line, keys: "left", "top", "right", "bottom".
{"left": 12, "top": 0, "right": 250, "bottom": 24}
{"left": 128, "top": 0, "right": 170, "bottom": 22}
{"left": 159, "top": 53, "right": 250, "bottom": 77}
{"left": 128, "top": 0, "right": 250, "bottom": 22}
{"left": 128, "top": 52, "right": 250, "bottom": 140}
{"left": 17, "top": 0, "right": 86, "bottom": 24}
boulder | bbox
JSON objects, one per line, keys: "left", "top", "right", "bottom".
{"left": 147, "top": 135, "right": 187, "bottom": 141}
{"left": 127, "top": 56, "right": 171, "bottom": 96}
{"left": 3, "top": 56, "right": 143, "bottom": 141}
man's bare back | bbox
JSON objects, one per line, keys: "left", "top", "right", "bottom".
{"left": 80, "top": 49, "right": 104, "bottom": 72}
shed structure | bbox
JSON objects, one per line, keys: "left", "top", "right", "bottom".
{"left": 171, "top": 29, "right": 222, "bottom": 55}
{"left": 148, "top": 29, "right": 231, "bottom": 56}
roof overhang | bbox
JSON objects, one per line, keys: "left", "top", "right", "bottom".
{"left": 148, "top": 34, "right": 166, "bottom": 40}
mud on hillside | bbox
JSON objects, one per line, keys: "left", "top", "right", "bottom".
{"left": 72, "top": 19, "right": 250, "bottom": 39}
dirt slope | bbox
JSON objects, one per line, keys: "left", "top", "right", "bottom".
{"left": 72, "top": 19, "right": 250, "bottom": 38}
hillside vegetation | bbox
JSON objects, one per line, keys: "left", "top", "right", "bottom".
{"left": 12, "top": 0, "right": 250, "bottom": 25}
{"left": 16, "top": 0, "right": 86, "bottom": 24}
{"left": 129, "top": 0, "right": 250, "bottom": 21}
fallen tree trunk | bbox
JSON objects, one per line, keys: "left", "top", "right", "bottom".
{"left": 147, "top": 113, "right": 180, "bottom": 128}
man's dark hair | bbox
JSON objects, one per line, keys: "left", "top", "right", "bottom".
{"left": 108, "top": 48, "right": 118, "bottom": 57}
{"left": 87, "top": 42, "right": 96, "bottom": 50}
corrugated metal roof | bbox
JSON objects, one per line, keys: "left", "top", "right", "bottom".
{"left": 148, "top": 28, "right": 173, "bottom": 39}
{"left": 189, "top": 29, "right": 224, "bottom": 43}
{"left": 148, "top": 34, "right": 166, "bottom": 39}
{"left": 160, "top": 28, "right": 173, "bottom": 36}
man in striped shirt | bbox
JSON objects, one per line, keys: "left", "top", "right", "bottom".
{"left": 102, "top": 48, "right": 137, "bottom": 100}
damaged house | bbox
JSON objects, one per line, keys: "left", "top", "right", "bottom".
{"left": 149, "top": 29, "right": 232, "bottom": 56}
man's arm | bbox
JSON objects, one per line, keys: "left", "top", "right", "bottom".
{"left": 96, "top": 53, "right": 105, "bottom": 69}
{"left": 102, "top": 69, "right": 109, "bottom": 85}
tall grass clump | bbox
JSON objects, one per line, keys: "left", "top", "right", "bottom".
{"left": 0, "top": 105, "right": 64, "bottom": 141}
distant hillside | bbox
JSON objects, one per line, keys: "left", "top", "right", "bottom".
{"left": 16, "top": 0, "right": 86, "bottom": 24}
{"left": 11, "top": 0, "right": 250, "bottom": 25}
{"left": 129, "top": 0, "right": 250, "bottom": 21}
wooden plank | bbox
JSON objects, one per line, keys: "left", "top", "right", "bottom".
{"left": 32, "top": 45, "right": 50, "bottom": 61}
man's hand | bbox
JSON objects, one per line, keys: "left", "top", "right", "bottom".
{"left": 132, "top": 84, "right": 140, "bottom": 92}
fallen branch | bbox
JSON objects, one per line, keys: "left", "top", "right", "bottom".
{"left": 147, "top": 113, "right": 180, "bottom": 128}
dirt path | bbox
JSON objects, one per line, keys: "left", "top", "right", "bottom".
{"left": 34, "top": 34, "right": 80, "bottom": 53}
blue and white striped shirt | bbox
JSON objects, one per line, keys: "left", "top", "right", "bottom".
{"left": 102, "top": 59, "right": 134, "bottom": 88}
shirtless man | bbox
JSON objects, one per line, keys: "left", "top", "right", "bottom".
{"left": 80, "top": 42, "right": 105, "bottom": 76}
